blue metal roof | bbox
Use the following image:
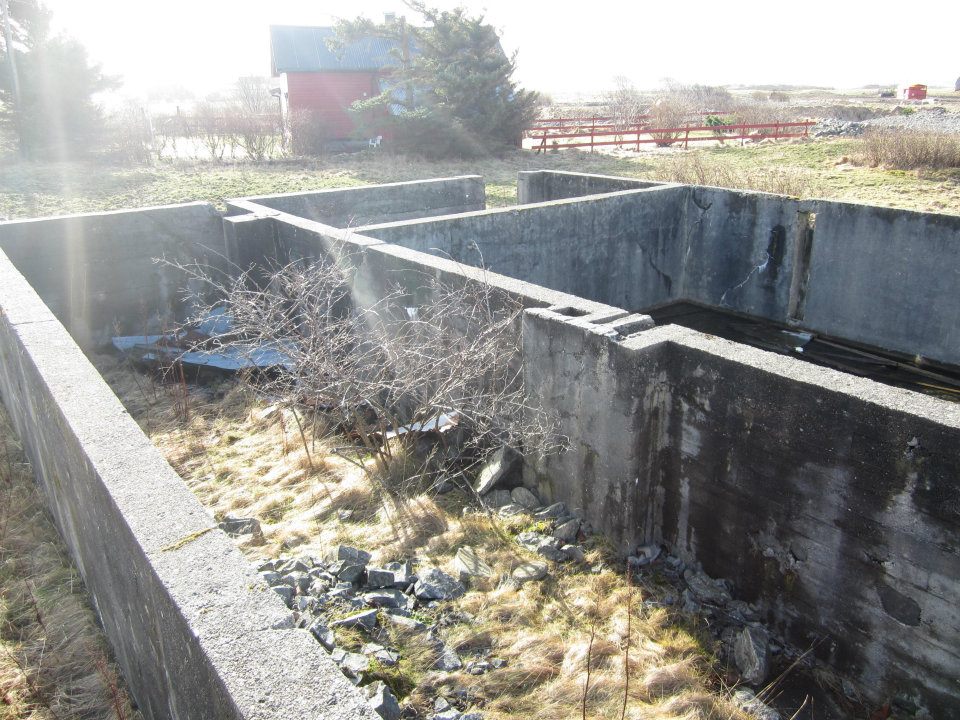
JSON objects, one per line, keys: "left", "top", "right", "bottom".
{"left": 270, "top": 25, "right": 403, "bottom": 73}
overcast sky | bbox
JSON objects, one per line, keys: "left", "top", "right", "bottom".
{"left": 41, "top": 0, "right": 960, "bottom": 98}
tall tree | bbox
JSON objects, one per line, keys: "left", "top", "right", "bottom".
{"left": 1, "top": 0, "right": 117, "bottom": 158}
{"left": 407, "top": 3, "right": 538, "bottom": 150}
{"left": 332, "top": 4, "right": 538, "bottom": 157}
{"left": 0, "top": 0, "right": 51, "bottom": 52}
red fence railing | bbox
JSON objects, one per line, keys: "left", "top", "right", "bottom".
{"left": 525, "top": 119, "right": 815, "bottom": 152}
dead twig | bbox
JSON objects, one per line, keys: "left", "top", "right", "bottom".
{"left": 582, "top": 623, "right": 596, "bottom": 720}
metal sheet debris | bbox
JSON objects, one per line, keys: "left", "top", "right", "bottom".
{"left": 381, "top": 412, "right": 460, "bottom": 440}
{"left": 112, "top": 307, "right": 295, "bottom": 372}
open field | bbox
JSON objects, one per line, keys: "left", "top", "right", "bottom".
{"left": 1, "top": 137, "right": 959, "bottom": 219}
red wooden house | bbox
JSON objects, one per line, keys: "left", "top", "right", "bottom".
{"left": 270, "top": 25, "right": 403, "bottom": 140}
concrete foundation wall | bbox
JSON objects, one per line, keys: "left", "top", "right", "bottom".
{"left": 672, "top": 187, "right": 801, "bottom": 321}
{"left": 522, "top": 311, "right": 960, "bottom": 714}
{"left": 226, "top": 176, "right": 485, "bottom": 228}
{"left": 355, "top": 179, "right": 959, "bottom": 365}
{"left": 3, "top": 175, "right": 959, "bottom": 717}
{"left": 359, "top": 185, "right": 803, "bottom": 324}
{"left": 797, "top": 200, "right": 960, "bottom": 364}
{"left": 663, "top": 331, "right": 960, "bottom": 713}
{"left": 517, "top": 170, "right": 667, "bottom": 204}
{"left": 357, "top": 186, "right": 689, "bottom": 310}
{"left": 0, "top": 203, "right": 227, "bottom": 346}
{"left": 0, "top": 250, "right": 375, "bottom": 720}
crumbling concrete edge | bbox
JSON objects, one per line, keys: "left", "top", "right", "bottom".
{"left": 0, "top": 249, "right": 376, "bottom": 720}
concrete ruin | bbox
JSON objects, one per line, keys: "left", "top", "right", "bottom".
{"left": 0, "top": 171, "right": 957, "bottom": 718}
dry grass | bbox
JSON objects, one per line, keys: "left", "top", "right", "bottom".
{"left": 646, "top": 152, "right": 812, "bottom": 197}
{"left": 857, "top": 129, "right": 960, "bottom": 170}
{"left": 0, "top": 406, "right": 140, "bottom": 720}
{"left": 98, "top": 357, "right": 750, "bottom": 720}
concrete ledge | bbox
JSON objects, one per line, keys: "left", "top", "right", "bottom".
{"left": 240, "top": 209, "right": 627, "bottom": 317}
{"left": 227, "top": 176, "right": 486, "bottom": 228}
{"left": 0, "top": 249, "right": 374, "bottom": 720}
{"left": 517, "top": 169, "right": 669, "bottom": 203}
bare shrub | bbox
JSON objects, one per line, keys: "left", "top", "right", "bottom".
{"left": 153, "top": 113, "right": 190, "bottom": 160}
{"left": 602, "top": 81, "right": 738, "bottom": 146}
{"left": 647, "top": 94, "right": 694, "bottom": 146}
{"left": 730, "top": 101, "right": 794, "bottom": 138}
{"left": 604, "top": 76, "right": 646, "bottom": 129}
{"left": 645, "top": 81, "right": 734, "bottom": 146}
{"left": 170, "top": 251, "right": 560, "bottom": 516}
{"left": 103, "top": 103, "right": 153, "bottom": 163}
{"left": 664, "top": 81, "right": 735, "bottom": 112}
{"left": 858, "top": 129, "right": 960, "bottom": 170}
{"left": 650, "top": 152, "right": 811, "bottom": 196}
{"left": 230, "top": 77, "right": 282, "bottom": 161}
{"left": 538, "top": 104, "right": 597, "bottom": 123}
{"left": 286, "top": 109, "right": 332, "bottom": 156}
{"left": 195, "top": 102, "right": 229, "bottom": 161}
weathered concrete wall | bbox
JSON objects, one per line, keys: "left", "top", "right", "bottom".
{"left": 672, "top": 186, "right": 801, "bottom": 321}
{"left": 357, "top": 186, "right": 689, "bottom": 310}
{"left": 359, "top": 184, "right": 803, "bottom": 324}
{"left": 241, "top": 174, "right": 960, "bottom": 364}
{"left": 517, "top": 170, "right": 667, "bottom": 204}
{"left": 0, "top": 203, "right": 227, "bottom": 346}
{"left": 796, "top": 200, "right": 960, "bottom": 365}
{"left": 662, "top": 329, "right": 960, "bottom": 715}
{"left": 0, "top": 250, "right": 375, "bottom": 720}
{"left": 226, "top": 176, "right": 485, "bottom": 228}
{"left": 520, "top": 309, "right": 670, "bottom": 548}
{"left": 522, "top": 311, "right": 960, "bottom": 714}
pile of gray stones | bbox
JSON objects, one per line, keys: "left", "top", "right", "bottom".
{"left": 250, "top": 482, "right": 796, "bottom": 720}
{"left": 813, "top": 106, "right": 960, "bottom": 138}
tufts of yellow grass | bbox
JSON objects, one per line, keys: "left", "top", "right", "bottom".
{"left": 98, "top": 356, "right": 749, "bottom": 720}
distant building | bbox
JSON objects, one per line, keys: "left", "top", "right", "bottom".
{"left": 270, "top": 25, "right": 409, "bottom": 141}
{"left": 955, "top": 76, "right": 960, "bottom": 92}
{"left": 899, "top": 84, "right": 927, "bottom": 100}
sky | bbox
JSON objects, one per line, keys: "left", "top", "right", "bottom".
{"left": 40, "top": 0, "right": 960, "bottom": 100}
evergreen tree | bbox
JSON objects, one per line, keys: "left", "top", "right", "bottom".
{"left": 0, "top": 0, "right": 51, "bottom": 53}
{"left": 333, "top": 4, "right": 538, "bottom": 157}
{"left": 1, "top": 0, "right": 117, "bottom": 157}
{"left": 409, "top": 4, "right": 538, "bottom": 151}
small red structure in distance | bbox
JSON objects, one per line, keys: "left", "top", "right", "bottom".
{"left": 900, "top": 84, "right": 928, "bottom": 101}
